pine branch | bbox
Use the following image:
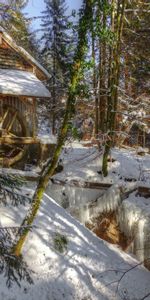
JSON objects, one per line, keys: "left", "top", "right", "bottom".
{"left": 0, "top": 187, "right": 31, "bottom": 206}
{"left": 0, "top": 253, "right": 34, "bottom": 288}
{"left": 0, "top": 173, "right": 24, "bottom": 188}
{"left": 0, "top": 174, "right": 31, "bottom": 206}
{"left": 0, "top": 225, "right": 34, "bottom": 287}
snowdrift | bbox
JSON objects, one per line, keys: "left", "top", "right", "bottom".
{"left": 0, "top": 193, "right": 150, "bottom": 300}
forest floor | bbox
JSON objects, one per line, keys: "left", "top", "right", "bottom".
{"left": 53, "top": 141, "right": 150, "bottom": 186}
{"left": 0, "top": 141, "right": 150, "bottom": 299}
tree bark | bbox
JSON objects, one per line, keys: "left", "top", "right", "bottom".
{"left": 92, "top": 24, "right": 98, "bottom": 136}
{"left": 102, "top": 0, "right": 126, "bottom": 176}
{"left": 12, "top": 0, "right": 93, "bottom": 257}
{"left": 99, "top": 7, "right": 107, "bottom": 133}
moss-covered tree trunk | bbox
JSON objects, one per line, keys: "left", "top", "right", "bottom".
{"left": 92, "top": 22, "right": 98, "bottom": 136}
{"left": 99, "top": 5, "right": 107, "bottom": 133}
{"left": 91, "top": 5, "right": 101, "bottom": 137}
{"left": 102, "top": 0, "right": 126, "bottom": 176}
{"left": 12, "top": 0, "right": 93, "bottom": 257}
{"left": 52, "top": 40, "right": 56, "bottom": 135}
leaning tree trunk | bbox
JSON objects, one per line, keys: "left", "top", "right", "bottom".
{"left": 102, "top": 0, "right": 126, "bottom": 176}
{"left": 12, "top": 0, "right": 93, "bottom": 257}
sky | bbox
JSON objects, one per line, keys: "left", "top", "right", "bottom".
{"left": 24, "top": 0, "right": 82, "bottom": 31}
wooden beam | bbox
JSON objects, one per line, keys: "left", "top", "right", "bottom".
{"left": 7, "top": 111, "right": 17, "bottom": 132}
{"left": 0, "top": 108, "right": 9, "bottom": 126}
{"left": 0, "top": 93, "right": 50, "bottom": 99}
{"left": 32, "top": 98, "right": 36, "bottom": 137}
{"left": 0, "top": 136, "right": 40, "bottom": 144}
{"left": 0, "top": 33, "right": 2, "bottom": 45}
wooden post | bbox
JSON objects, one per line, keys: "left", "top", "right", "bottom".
{"left": 32, "top": 98, "right": 36, "bottom": 137}
{"left": 143, "top": 130, "right": 145, "bottom": 148}
{"left": 0, "top": 33, "right": 2, "bottom": 45}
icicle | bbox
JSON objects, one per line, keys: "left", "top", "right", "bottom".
{"left": 134, "top": 219, "right": 145, "bottom": 262}
{"left": 117, "top": 199, "right": 150, "bottom": 265}
{"left": 87, "top": 185, "right": 121, "bottom": 220}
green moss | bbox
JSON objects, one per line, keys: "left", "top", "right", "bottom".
{"left": 12, "top": 0, "right": 93, "bottom": 257}
{"left": 54, "top": 233, "right": 68, "bottom": 253}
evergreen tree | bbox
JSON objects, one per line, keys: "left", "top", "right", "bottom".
{"left": 0, "top": 0, "right": 38, "bottom": 56}
{"left": 41, "top": 0, "right": 73, "bottom": 134}
{"left": 0, "top": 173, "right": 33, "bottom": 287}
{"left": 123, "top": 0, "right": 150, "bottom": 98}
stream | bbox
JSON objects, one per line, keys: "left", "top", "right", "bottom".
{"left": 47, "top": 181, "right": 150, "bottom": 270}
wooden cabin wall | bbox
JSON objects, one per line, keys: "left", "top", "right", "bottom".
{"left": 0, "top": 39, "right": 33, "bottom": 72}
{"left": 0, "top": 33, "right": 48, "bottom": 80}
{"left": 0, "top": 96, "right": 34, "bottom": 135}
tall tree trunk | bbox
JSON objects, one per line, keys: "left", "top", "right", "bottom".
{"left": 12, "top": 0, "right": 93, "bottom": 257}
{"left": 52, "top": 53, "right": 56, "bottom": 134}
{"left": 92, "top": 26, "right": 98, "bottom": 136}
{"left": 52, "top": 21, "right": 57, "bottom": 135}
{"left": 91, "top": 8, "right": 99, "bottom": 137}
{"left": 99, "top": 6, "right": 107, "bottom": 133}
{"left": 102, "top": 0, "right": 126, "bottom": 176}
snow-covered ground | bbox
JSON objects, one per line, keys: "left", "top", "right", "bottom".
{"left": 0, "top": 194, "right": 150, "bottom": 300}
{"left": 52, "top": 142, "right": 150, "bottom": 187}
{"left": 47, "top": 142, "right": 150, "bottom": 216}
{"left": 47, "top": 142, "right": 150, "bottom": 268}
{"left": 0, "top": 142, "right": 150, "bottom": 299}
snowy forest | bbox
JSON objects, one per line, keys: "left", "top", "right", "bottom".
{"left": 0, "top": 0, "right": 150, "bottom": 299}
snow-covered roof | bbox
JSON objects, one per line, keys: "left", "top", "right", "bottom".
{"left": 0, "top": 26, "right": 51, "bottom": 79}
{"left": 0, "top": 69, "right": 51, "bottom": 98}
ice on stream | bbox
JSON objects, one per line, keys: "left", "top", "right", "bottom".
{"left": 46, "top": 181, "right": 104, "bottom": 220}
{"left": 80, "top": 184, "right": 121, "bottom": 224}
{"left": 47, "top": 182, "right": 121, "bottom": 224}
{"left": 47, "top": 181, "right": 150, "bottom": 267}
{"left": 117, "top": 193, "right": 150, "bottom": 265}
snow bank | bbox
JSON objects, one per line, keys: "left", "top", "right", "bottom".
{"left": 47, "top": 143, "right": 150, "bottom": 269}
{"left": 0, "top": 194, "right": 150, "bottom": 300}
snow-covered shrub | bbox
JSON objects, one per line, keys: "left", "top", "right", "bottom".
{"left": 53, "top": 233, "right": 68, "bottom": 253}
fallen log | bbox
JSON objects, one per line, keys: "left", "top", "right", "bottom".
{"left": 137, "top": 186, "right": 150, "bottom": 198}
{"left": 51, "top": 178, "right": 112, "bottom": 190}
{"left": 121, "top": 187, "right": 138, "bottom": 200}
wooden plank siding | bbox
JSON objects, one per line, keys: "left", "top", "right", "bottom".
{"left": 0, "top": 96, "right": 33, "bottom": 115}
{"left": 0, "top": 39, "right": 33, "bottom": 72}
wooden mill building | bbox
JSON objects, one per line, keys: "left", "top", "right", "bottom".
{"left": 0, "top": 26, "right": 51, "bottom": 166}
